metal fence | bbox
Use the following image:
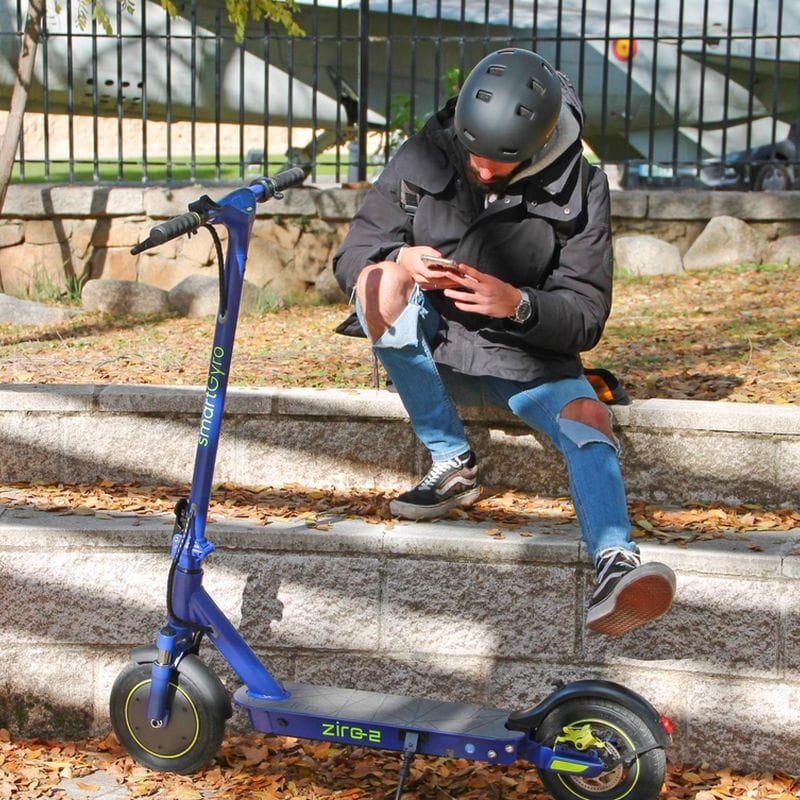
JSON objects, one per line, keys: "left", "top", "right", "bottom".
{"left": 0, "top": 0, "right": 798, "bottom": 189}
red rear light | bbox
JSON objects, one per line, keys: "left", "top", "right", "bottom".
{"left": 660, "top": 714, "right": 674, "bottom": 736}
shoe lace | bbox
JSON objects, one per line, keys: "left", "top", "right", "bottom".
{"left": 418, "top": 456, "right": 462, "bottom": 489}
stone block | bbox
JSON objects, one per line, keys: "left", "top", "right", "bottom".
{"left": 0, "top": 384, "right": 97, "bottom": 412}
{"left": 613, "top": 234, "right": 684, "bottom": 276}
{"left": 137, "top": 254, "right": 200, "bottom": 291}
{"left": 776, "top": 440, "right": 800, "bottom": 505}
{"left": 25, "top": 219, "right": 71, "bottom": 245}
{"left": 0, "top": 243, "right": 42, "bottom": 295}
{"left": 649, "top": 191, "right": 713, "bottom": 220}
{"left": 295, "top": 652, "right": 492, "bottom": 707}
{"left": 233, "top": 417, "right": 416, "bottom": 489}
{"left": 0, "top": 222, "right": 23, "bottom": 248}
{"left": 782, "top": 581, "right": 800, "bottom": 672}
{"left": 385, "top": 519, "right": 582, "bottom": 565}
{"left": 619, "top": 429, "right": 779, "bottom": 505}
{"left": 1, "top": 185, "right": 48, "bottom": 217}
{"left": 257, "top": 187, "right": 318, "bottom": 217}
{"left": 241, "top": 235, "right": 291, "bottom": 287}
{"left": 81, "top": 278, "right": 169, "bottom": 315}
{"left": 105, "top": 219, "right": 143, "bottom": 248}
{"left": 0, "top": 645, "right": 95, "bottom": 738}
{"left": 180, "top": 228, "right": 215, "bottom": 265}
{"left": 315, "top": 188, "right": 370, "bottom": 221}
{"left": 89, "top": 246, "right": 139, "bottom": 282}
{"left": 0, "top": 551, "right": 168, "bottom": 645}
{"left": 59, "top": 414, "right": 199, "bottom": 483}
{"left": 143, "top": 185, "right": 208, "bottom": 218}
{"left": 608, "top": 190, "right": 648, "bottom": 219}
{"left": 684, "top": 678, "right": 800, "bottom": 771}
{"left": 763, "top": 234, "right": 800, "bottom": 267}
{"left": 235, "top": 553, "right": 381, "bottom": 651}
{"left": 0, "top": 413, "right": 64, "bottom": 481}
{"left": 683, "top": 215, "right": 762, "bottom": 270}
{"left": 103, "top": 187, "right": 146, "bottom": 216}
{"left": 382, "top": 560, "right": 578, "bottom": 659}
{"left": 168, "top": 273, "right": 259, "bottom": 317}
{"left": 271, "top": 387, "right": 406, "bottom": 420}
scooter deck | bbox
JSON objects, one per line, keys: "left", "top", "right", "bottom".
{"left": 234, "top": 681, "right": 526, "bottom": 763}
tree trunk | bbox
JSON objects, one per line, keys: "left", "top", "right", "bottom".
{"left": 0, "top": 0, "right": 45, "bottom": 217}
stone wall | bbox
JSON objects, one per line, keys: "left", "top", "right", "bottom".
{"left": 1, "top": 184, "right": 799, "bottom": 303}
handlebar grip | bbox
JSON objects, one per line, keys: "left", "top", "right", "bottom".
{"left": 250, "top": 167, "right": 306, "bottom": 202}
{"left": 271, "top": 166, "right": 306, "bottom": 191}
{"left": 131, "top": 211, "right": 202, "bottom": 255}
{"left": 150, "top": 211, "right": 203, "bottom": 245}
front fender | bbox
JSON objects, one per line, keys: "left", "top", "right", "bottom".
{"left": 506, "top": 679, "right": 670, "bottom": 746}
{"left": 130, "top": 645, "right": 233, "bottom": 721}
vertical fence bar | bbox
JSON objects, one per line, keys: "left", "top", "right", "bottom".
{"left": 40, "top": 3, "right": 50, "bottom": 182}
{"left": 90, "top": 15, "right": 99, "bottom": 181}
{"left": 190, "top": 0, "right": 198, "bottom": 182}
{"left": 357, "top": 0, "right": 369, "bottom": 181}
{"left": 671, "top": 0, "right": 686, "bottom": 174}
{"left": 115, "top": 1, "right": 124, "bottom": 181}
{"left": 140, "top": 0, "right": 149, "bottom": 182}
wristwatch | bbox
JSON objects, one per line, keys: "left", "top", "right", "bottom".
{"left": 509, "top": 289, "right": 534, "bottom": 324}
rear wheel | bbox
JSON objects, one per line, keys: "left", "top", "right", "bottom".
{"left": 753, "top": 161, "right": 793, "bottom": 191}
{"left": 110, "top": 660, "right": 227, "bottom": 774}
{"left": 535, "top": 698, "right": 666, "bottom": 800}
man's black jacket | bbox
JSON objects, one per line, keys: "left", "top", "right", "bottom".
{"left": 332, "top": 90, "right": 613, "bottom": 384}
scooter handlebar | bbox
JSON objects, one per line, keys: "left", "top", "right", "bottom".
{"left": 130, "top": 168, "right": 305, "bottom": 255}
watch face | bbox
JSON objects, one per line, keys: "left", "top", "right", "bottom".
{"left": 515, "top": 297, "right": 532, "bottom": 322}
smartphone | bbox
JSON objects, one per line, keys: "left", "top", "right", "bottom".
{"left": 421, "top": 254, "right": 462, "bottom": 273}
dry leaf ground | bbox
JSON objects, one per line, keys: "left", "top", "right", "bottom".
{"left": 1, "top": 729, "right": 798, "bottom": 800}
{"left": 1, "top": 263, "right": 799, "bottom": 403}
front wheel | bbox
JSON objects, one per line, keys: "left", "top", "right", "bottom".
{"left": 535, "top": 698, "right": 666, "bottom": 800}
{"left": 109, "top": 659, "right": 227, "bottom": 774}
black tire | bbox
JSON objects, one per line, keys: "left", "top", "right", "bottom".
{"left": 109, "top": 660, "right": 227, "bottom": 774}
{"left": 535, "top": 698, "right": 666, "bottom": 800}
{"left": 752, "top": 161, "right": 793, "bottom": 191}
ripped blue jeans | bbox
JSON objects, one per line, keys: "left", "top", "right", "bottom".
{"left": 357, "top": 285, "right": 634, "bottom": 559}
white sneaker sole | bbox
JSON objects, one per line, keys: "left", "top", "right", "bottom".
{"left": 389, "top": 486, "right": 483, "bottom": 521}
{"left": 586, "top": 563, "right": 676, "bottom": 637}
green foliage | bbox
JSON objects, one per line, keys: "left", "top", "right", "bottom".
{"left": 64, "top": 0, "right": 302, "bottom": 39}
{"left": 225, "top": 0, "right": 304, "bottom": 38}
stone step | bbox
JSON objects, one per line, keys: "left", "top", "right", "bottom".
{"left": 0, "top": 503, "right": 798, "bottom": 772}
{"left": 0, "top": 384, "right": 798, "bottom": 507}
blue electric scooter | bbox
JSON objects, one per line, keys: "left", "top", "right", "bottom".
{"left": 109, "top": 169, "right": 673, "bottom": 800}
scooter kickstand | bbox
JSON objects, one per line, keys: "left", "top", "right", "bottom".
{"left": 393, "top": 731, "right": 420, "bottom": 800}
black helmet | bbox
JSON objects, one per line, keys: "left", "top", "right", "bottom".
{"left": 454, "top": 48, "right": 562, "bottom": 163}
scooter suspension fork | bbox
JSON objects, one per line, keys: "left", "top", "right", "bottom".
{"left": 146, "top": 625, "right": 179, "bottom": 727}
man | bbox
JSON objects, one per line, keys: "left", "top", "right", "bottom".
{"left": 332, "top": 48, "right": 675, "bottom": 637}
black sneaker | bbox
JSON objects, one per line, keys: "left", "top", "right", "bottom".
{"left": 389, "top": 451, "right": 482, "bottom": 521}
{"left": 586, "top": 548, "right": 676, "bottom": 637}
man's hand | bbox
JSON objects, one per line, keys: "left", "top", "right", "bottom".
{"left": 442, "top": 263, "right": 522, "bottom": 318}
{"left": 396, "top": 246, "right": 464, "bottom": 292}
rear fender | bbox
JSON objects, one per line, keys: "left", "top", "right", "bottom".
{"left": 506, "top": 679, "right": 670, "bottom": 746}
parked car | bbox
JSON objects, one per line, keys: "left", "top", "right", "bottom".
{"left": 620, "top": 124, "right": 797, "bottom": 190}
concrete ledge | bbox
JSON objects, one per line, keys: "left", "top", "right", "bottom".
{"left": 0, "top": 505, "right": 797, "bottom": 771}
{"left": 1, "top": 384, "right": 799, "bottom": 506}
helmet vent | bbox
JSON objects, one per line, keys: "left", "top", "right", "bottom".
{"left": 461, "top": 129, "right": 477, "bottom": 143}
{"left": 501, "top": 147, "right": 519, "bottom": 156}
{"left": 529, "top": 77, "right": 547, "bottom": 96}
{"left": 487, "top": 65, "right": 506, "bottom": 76}
{"left": 475, "top": 89, "right": 493, "bottom": 103}
{"left": 517, "top": 104, "right": 536, "bottom": 121}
